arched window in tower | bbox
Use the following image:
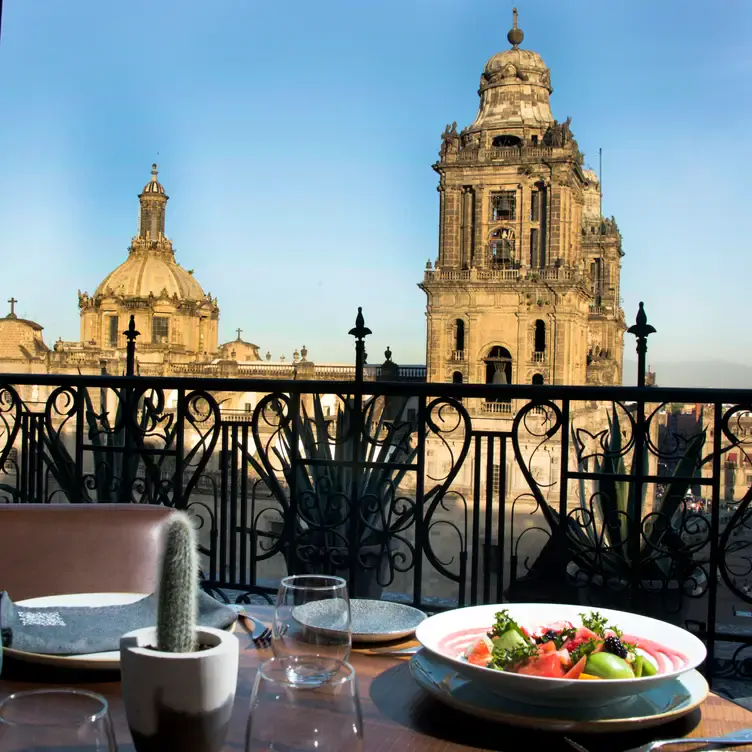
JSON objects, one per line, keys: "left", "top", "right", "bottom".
{"left": 452, "top": 371, "right": 463, "bottom": 384}
{"left": 490, "top": 228, "right": 516, "bottom": 267}
{"left": 532, "top": 373, "right": 544, "bottom": 385}
{"left": 534, "top": 320, "right": 546, "bottom": 353}
{"left": 484, "top": 346, "right": 513, "bottom": 405}
{"left": 454, "top": 319, "right": 465, "bottom": 352}
{"left": 492, "top": 135, "right": 522, "bottom": 148}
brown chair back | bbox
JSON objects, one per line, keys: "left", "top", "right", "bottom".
{"left": 0, "top": 504, "right": 174, "bottom": 600}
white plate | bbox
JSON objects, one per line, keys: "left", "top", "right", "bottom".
{"left": 410, "top": 648, "right": 709, "bottom": 733}
{"left": 414, "top": 603, "right": 707, "bottom": 708}
{"left": 3, "top": 593, "right": 236, "bottom": 670}
{"left": 293, "top": 599, "right": 427, "bottom": 643}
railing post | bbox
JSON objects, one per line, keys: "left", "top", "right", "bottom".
{"left": 121, "top": 315, "right": 140, "bottom": 502}
{"left": 347, "top": 308, "right": 371, "bottom": 595}
{"left": 626, "top": 302, "right": 655, "bottom": 606}
{"left": 124, "top": 315, "right": 140, "bottom": 377}
{"left": 627, "top": 302, "right": 656, "bottom": 388}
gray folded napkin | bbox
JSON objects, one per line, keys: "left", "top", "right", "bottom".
{"left": 0, "top": 590, "right": 238, "bottom": 656}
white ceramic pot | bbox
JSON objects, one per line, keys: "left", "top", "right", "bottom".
{"left": 120, "top": 626, "right": 239, "bottom": 752}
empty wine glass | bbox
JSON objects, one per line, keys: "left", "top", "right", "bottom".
{"left": 273, "top": 574, "right": 351, "bottom": 685}
{"left": 245, "top": 656, "right": 363, "bottom": 752}
{"left": 0, "top": 689, "right": 118, "bottom": 751}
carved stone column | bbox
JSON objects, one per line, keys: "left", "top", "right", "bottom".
{"left": 461, "top": 187, "right": 474, "bottom": 269}
{"left": 473, "top": 184, "right": 486, "bottom": 269}
{"left": 443, "top": 187, "right": 461, "bottom": 268}
{"left": 517, "top": 183, "right": 525, "bottom": 270}
{"left": 437, "top": 175, "right": 446, "bottom": 266}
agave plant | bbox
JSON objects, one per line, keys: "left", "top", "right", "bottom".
{"left": 539, "top": 405, "right": 706, "bottom": 583}
{"left": 247, "top": 393, "right": 436, "bottom": 593}
{"left": 32, "top": 386, "right": 176, "bottom": 504}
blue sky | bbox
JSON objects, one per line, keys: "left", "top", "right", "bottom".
{"left": 0, "top": 0, "right": 750, "bottom": 370}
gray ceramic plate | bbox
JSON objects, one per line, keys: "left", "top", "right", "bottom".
{"left": 293, "top": 599, "right": 427, "bottom": 643}
{"left": 409, "top": 649, "right": 709, "bottom": 733}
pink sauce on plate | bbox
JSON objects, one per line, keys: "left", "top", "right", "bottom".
{"left": 621, "top": 634, "right": 689, "bottom": 673}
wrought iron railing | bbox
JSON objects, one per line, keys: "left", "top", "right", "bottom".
{"left": 0, "top": 306, "right": 751, "bottom": 690}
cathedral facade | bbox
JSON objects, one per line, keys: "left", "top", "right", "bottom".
{"left": 420, "top": 12, "right": 625, "bottom": 388}
{"left": 0, "top": 166, "right": 347, "bottom": 384}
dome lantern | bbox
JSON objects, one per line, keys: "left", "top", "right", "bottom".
{"left": 465, "top": 9, "right": 553, "bottom": 134}
{"left": 138, "top": 163, "right": 169, "bottom": 240}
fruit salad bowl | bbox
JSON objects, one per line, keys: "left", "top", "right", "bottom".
{"left": 414, "top": 603, "right": 706, "bottom": 708}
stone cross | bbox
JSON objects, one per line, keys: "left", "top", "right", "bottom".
{"left": 236, "top": 328, "right": 243, "bottom": 340}
{"left": 7, "top": 297, "right": 17, "bottom": 316}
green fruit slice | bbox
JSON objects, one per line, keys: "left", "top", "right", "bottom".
{"left": 584, "top": 652, "right": 635, "bottom": 679}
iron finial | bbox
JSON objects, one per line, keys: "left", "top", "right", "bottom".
{"left": 508, "top": 7, "right": 524, "bottom": 48}
{"left": 348, "top": 307, "right": 372, "bottom": 341}
{"left": 123, "top": 314, "right": 140, "bottom": 342}
{"left": 7, "top": 296, "right": 17, "bottom": 318}
{"left": 627, "top": 301, "right": 656, "bottom": 340}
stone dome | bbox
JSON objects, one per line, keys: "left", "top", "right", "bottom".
{"left": 466, "top": 9, "right": 554, "bottom": 133}
{"left": 483, "top": 47, "right": 549, "bottom": 82}
{"left": 469, "top": 44, "right": 553, "bottom": 133}
{"left": 0, "top": 314, "right": 49, "bottom": 360}
{"left": 94, "top": 250, "right": 205, "bottom": 301}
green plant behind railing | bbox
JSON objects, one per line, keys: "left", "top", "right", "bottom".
{"left": 540, "top": 405, "right": 706, "bottom": 580}
{"left": 32, "top": 387, "right": 176, "bottom": 503}
{"left": 245, "top": 393, "right": 439, "bottom": 567}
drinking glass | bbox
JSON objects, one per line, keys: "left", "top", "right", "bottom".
{"left": 0, "top": 689, "right": 118, "bottom": 751}
{"left": 245, "top": 656, "right": 363, "bottom": 752}
{"left": 273, "top": 574, "right": 351, "bottom": 685}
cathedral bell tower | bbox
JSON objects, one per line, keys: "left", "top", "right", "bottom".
{"left": 419, "top": 10, "right": 625, "bottom": 392}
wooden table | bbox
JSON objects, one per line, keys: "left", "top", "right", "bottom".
{"left": 1, "top": 606, "right": 751, "bottom": 752}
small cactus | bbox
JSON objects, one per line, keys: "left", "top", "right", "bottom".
{"left": 156, "top": 512, "right": 198, "bottom": 653}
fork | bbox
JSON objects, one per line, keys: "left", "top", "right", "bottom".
{"left": 564, "top": 727, "right": 752, "bottom": 752}
{"left": 233, "top": 607, "right": 272, "bottom": 647}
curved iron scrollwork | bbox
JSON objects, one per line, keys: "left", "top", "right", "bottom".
{"left": 509, "top": 398, "right": 711, "bottom": 618}
{"left": 239, "top": 392, "right": 471, "bottom": 598}
{"left": 422, "top": 396, "right": 472, "bottom": 595}
{"left": 179, "top": 389, "right": 221, "bottom": 506}
{"left": 0, "top": 385, "right": 22, "bottom": 501}
{"left": 716, "top": 404, "right": 752, "bottom": 610}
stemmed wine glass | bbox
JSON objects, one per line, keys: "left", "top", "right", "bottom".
{"left": 273, "top": 574, "right": 351, "bottom": 685}
{"left": 0, "top": 689, "right": 118, "bottom": 751}
{"left": 245, "top": 656, "right": 363, "bottom": 752}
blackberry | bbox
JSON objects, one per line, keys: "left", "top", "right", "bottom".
{"left": 604, "top": 635, "right": 628, "bottom": 659}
